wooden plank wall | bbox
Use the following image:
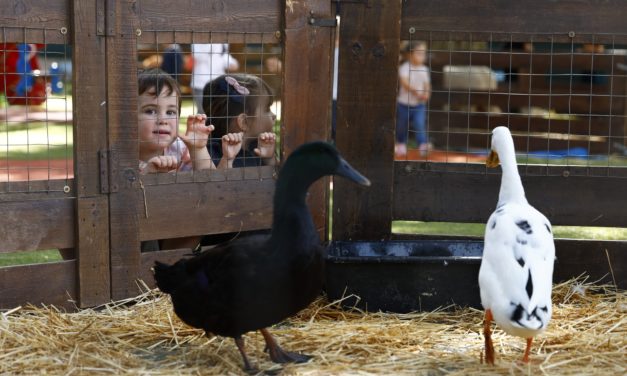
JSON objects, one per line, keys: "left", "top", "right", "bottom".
{"left": 400, "top": 0, "right": 627, "bottom": 37}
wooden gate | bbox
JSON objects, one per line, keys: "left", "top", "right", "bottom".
{"left": 0, "top": 0, "right": 334, "bottom": 309}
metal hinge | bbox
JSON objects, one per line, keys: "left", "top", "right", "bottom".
{"left": 309, "top": 15, "right": 338, "bottom": 27}
{"left": 308, "top": 7, "right": 339, "bottom": 28}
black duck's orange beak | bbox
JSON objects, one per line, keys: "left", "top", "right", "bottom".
{"left": 486, "top": 150, "right": 500, "bottom": 168}
{"left": 336, "top": 157, "right": 371, "bottom": 186}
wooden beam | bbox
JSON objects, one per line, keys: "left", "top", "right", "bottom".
{"left": 137, "top": 0, "right": 280, "bottom": 43}
{"left": 0, "top": 260, "right": 78, "bottom": 310}
{"left": 0, "top": 198, "right": 74, "bottom": 253}
{"left": 106, "top": 0, "right": 142, "bottom": 301}
{"left": 401, "top": 1, "right": 627, "bottom": 38}
{"left": 0, "top": 0, "right": 68, "bottom": 43}
{"left": 71, "top": 0, "right": 111, "bottom": 307}
{"left": 138, "top": 178, "right": 275, "bottom": 241}
{"left": 334, "top": 0, "right": 401, "bottom": 240}
{"left": 394, "top": 162, "right": 627, "bottom": 227}
{"left": 283, "top": 0, "right": 333, "bottom": 240}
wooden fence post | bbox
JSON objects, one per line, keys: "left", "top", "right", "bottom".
{"left": 105, "top": 0, "right": 142, "bottom": 300}
{"left": 333, "top": 0, "right": 401, "bottom": 241}
{"left": 283, "top": 0, "right": 334, "bottom": 240}
{"left": 71, "top": 0, "right": 111, "bottom": 307}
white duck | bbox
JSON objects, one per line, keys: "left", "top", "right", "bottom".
{"left": 478, "top": 126, "right": 555, "bottom": 365}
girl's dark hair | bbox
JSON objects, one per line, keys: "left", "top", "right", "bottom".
{"left": 137, "top": 68, "right": 182, "bottom": 115}
{"left": 202, "top": 74, "right": 274, "bottom": 138}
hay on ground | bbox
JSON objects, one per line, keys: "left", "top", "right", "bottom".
{"left": 0, "top": 277, "right": 625, "bottom": 375}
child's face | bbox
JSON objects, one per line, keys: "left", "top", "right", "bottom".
{"left": 409, "top": 45, "right": 427, "bottom": 65}
{"left": 246, "top": 98, "right": 276, "bottom": 139}
{"left": 138, "top": 86, "right": 179, "bottom": 155}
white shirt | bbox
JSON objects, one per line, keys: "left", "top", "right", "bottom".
{"left": 397, "top": 61, "right": 430, "bottom": 107}
{"left": 191, "top": 44, "right": 240, "bottom": 90}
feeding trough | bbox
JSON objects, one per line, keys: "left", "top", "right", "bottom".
{"left": 325, "top": 240, "right": 484, "bottom": 312}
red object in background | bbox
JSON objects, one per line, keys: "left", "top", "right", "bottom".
{"left": 0, "top": 43, "right": 47, "bottom": 106}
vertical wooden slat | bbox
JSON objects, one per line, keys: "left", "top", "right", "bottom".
{"left": 283, "top": 0, "right": 333, "bottom": 239}
{"left": 107, "top": 0, "right": 142, "bottom": 300}
{"left": 71, "top": 0, "right": 111, "bottom": 307}
{"left": 333, "top": 0, "right": 400, "bottom": 241}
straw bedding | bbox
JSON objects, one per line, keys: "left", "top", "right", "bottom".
{"left": 1, "top": 277, "right": 625, "bottom": 375}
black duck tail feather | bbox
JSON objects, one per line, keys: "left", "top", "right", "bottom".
{"left": 153, "top": 261, "right": 183, "bottom": 294}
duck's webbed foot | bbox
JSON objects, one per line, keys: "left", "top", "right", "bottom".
{"left": 260, "top": 328, "right": 312, "bottom": 364}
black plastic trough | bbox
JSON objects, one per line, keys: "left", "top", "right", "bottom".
{"left": 325, "top": 240, "right": 484, "bottom": 313}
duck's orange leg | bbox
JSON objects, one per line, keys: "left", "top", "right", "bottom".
{"left": 483, "top": 309, "right": 495, "bottom": 365}
{"left": 522, "top": 337, "right": 533, "bottom": 363}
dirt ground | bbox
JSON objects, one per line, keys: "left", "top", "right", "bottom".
{"left": 0, "top": 159, "right": 73, "bottom": 182}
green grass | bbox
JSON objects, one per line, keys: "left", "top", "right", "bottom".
{"left": 1, "top": 123, "right": 73, "bottom": 160}
{"left": 517, "top": 155, "right": 627, "bottom": 168}
{"left": 392, "top": 220, "right": 627, "bottom": 240}
{"left": 0, "top": 249, "right": 63, "bottom": 267}
{"left": 2, "top": 145, "right": 74, "bottom": 160}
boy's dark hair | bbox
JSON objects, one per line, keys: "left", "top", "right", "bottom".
{"left": 137, "top": 68, "right": 182, "bottom": 115}
{"left": 202, "top": 74, "right": 274, "bottom": 138}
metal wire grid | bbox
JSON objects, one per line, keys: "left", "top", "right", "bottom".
{"left": 396, "top": 30, "right": 627, "bottom": 178}
{"left": 137, "top": 31, "right": 282, "bottom": 186}
{"left": 0, "top": 27, "right": 72, "bottom": 193}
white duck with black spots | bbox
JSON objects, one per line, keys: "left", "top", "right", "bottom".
{"left": 479, "top": 126, "right": 555, "bottom": 365}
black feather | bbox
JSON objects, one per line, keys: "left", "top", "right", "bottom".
{"left": 525, "top": 269, "right": 534, "bottom": 298}
{"left": 153, "top": 142, "right": 369, "bottom": 368}
{"left": 516, "top": 220, "right": 533, "bottom": 234}
{"left": 511, "top": 303, "right": 524, "bottom": 323}
{"left": 153, "top": 261, "right": 184, "bottom": 294}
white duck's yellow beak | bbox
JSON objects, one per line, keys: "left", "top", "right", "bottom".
{"left": 486, "top": 150, "right": 500, "bottom": 168}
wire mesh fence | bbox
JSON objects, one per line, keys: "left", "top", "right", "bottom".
{"left": 395, "top": 30, "right": 627, "bottom": 177}
{"left": 0, "top": 27, "right": 72, "bottom": 192}
{"left": 136, "top": 31, "right": 282, "bottom": 186}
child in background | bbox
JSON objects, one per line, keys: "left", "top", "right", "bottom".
{"left": 191, "top": 43, "right": 240, "bottom": 114}
{"left": 138, "top": 68, "right": 241, "bottom": 174}
{"left": 396, "top": 40, "right": 432, "bottom": 157}
{"left": 202, "top": 74, "right": 277, "bottom": 167}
